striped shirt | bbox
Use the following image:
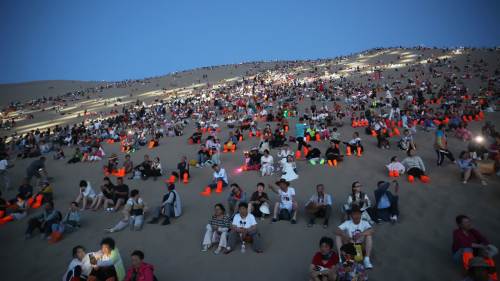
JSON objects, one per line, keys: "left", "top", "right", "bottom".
{"left": 209, "top": 215, "right": 231, "bottom": 229}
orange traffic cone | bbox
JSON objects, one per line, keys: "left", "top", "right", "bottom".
{"left": 183, "top": 172, "right": 189, "bottom": 184}
{"left": 231, "top": 144, "right": 236, "bottom": 153}
{"left": 393, "top": 128, "right": 400, "bottom": 136}
{"left": 148, "top": 141, "right": 155, "bottom": 149}
{"left": 256, "top": 130, "right": 261, "bottom": 138}
{"left": 371, "top": 130, "right": 377, "bottom": 137}
{"left": 393, "top": 170, "right": 399, "bottom": 177}
{"left": 239, "top": 135, "right": 243, "bottom": 141}
{"left": 356, "top": 146, "right": 362, "bottom": 157}
{"left": 188, "top": 138, "right": 193, "bottom": 144}
{"left": 306, "top": 135, "right": 311, "bottom": 142}
{"left": 303, "top": 147, "right": 309, "bottom": 157}
{"left": 333, "top": 159, "right": 338, "bottom": 166}
{"left": 315, "top": 134, "right": 321, "bottom": 141}
{"left": 31, "top": 194, "right": 44, "bottom": 209}
{"left": 346, "top": 146, "right": 352, "bottom": 156}
{"left": 420, "top": 175, "right": 430, "bottom": 183}
{"left": 0, "top": 215, "right": 14, "bottom": 225}
{"left": 295, "top": 150, "right": 301, "bottom": 160}
{"left": 223, "top": 144, "right": 228, "bottom": 153}
{"left": 168, "top": 175, "right": 177, "bottom": 184}
{"left": 328, "top": 160, "right": 333, "bottom": 167}
{"left": 200, "top": 187, "right": 211, "bottom": 197}
{"left": 248, "top": 131, "right": 253, "bottom": 138}
{"left": 389, "top": 170, "right": 395, "bottom": 177}
{"left": 215, "top": 181, "right": 223, "bottom": 193}
{"left": 284, "top": 125, "right": 289, "bottom": 132}
{"left": 408, "top": 175, "right": 415, "bottom": 183}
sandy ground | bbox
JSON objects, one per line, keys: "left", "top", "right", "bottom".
{"left": 0, "top": 48, "right": 499, "bottom": 281}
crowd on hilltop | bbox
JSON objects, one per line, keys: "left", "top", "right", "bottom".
{"left": 0, "top": 47, "right": 499, "bottom": 281}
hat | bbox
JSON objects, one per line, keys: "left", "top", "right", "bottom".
{"left": 275, "top": 178, "right": 290, "bottom": 186}
{"left": 167, "top": 183, "right": 175, "bottom": 191}
{"left": 468, "top": 257, "right": 494, "bottom": 269}
{"left": 259, "top": 202, "right": 271, "bottom": 215}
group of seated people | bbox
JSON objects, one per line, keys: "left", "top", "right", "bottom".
{"left": 64, "top": 238, "right": 157, "bottom": 281}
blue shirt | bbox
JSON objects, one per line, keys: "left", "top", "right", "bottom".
{"left": 295, "top": 123, "right": 306, "bottom": 138}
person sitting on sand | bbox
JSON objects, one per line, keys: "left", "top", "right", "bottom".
{"left": 457, "top": 151, "right": 488, "bottom": 186}
{"left": 123, "top": 154, "right": 133, "bottom": 176}
{"left": 196, "top": 144, "right": 210, "bottom": 167}
{"left": 63, "top": 245, "right": 92, "bottom": 281}
{"left": 75, "top": 180, "right": 96, "bottom": 211}
{"left": 373, "top": 181, "right": 399, "bottom": 223}
{"left": 277, "top": 143, "right": 293, "bottom": 167}
{"left": 25, "top": 201, "right": 61, "bottom": 239}
{"left": 124, "top": 250, "right": 156, "bottom": 281}
{"left": 202, "top": 203, "right": 231, "bottom": 254}
{"left": 260, "top": 149, "right": 274, "bottom": 176}
{"left": 461, "top": 257, "right": 497, "bottom": 281}
{"left": 91, "top": 177, "right": 115, "bottom": 211}
{"left": 56, "top": 201, "right": 81, "bottom": 234}
{"left": 342, "top": 181, "right": 373, "bottom": 223}
{"left": 67, "top": 147, "right": 83, "bottom": 164}
{"left": 401, "top": 148, "right": 427, "bottom": 179}
{"left": 306, "top": 184, "right": 333, "bottom": 228}
{"left": 452, "top": 215, "right": 498, "bottom": 269}
{"left": 335, "top": 206, "right": 374, "bottom": 269}
{"left": 309, "top": 236, "right": 339, "bottom": 281}
{"left": 305, "top": 144, "right": 323, "bottom": 165}
{"left": 88, "top": 237, "right": 125, "bottom": 281}
{"left": 248, "top": 182, "right": 271, "bottom": 218}
{"left": 107, "top": 177, "right": 129, "bottom": 212}
{"left": 386, "top": 156, "right": 405, "bottom": 175}
{"left": 26, "top": 156, "right": 47, "bottom": 184}
{"left": 325, "top": 140, "right": 343, "bottom": 163}
{"left": 149, "top": 157, "right": 162, "bottom": 180}
{"left": 345, "top": 132, "right": 364, "bottom": 155}
{"left": 177, "top": 155, "right": 190, "bottom": 179}
{"left": 336, "top": 243, "right": 368, "bottom": 281}
{"left": 227, "top": 183, "right": 247, "bottom": 216}
{"left": 17, "top": 178, "right": 33, "bottom": 201}
{"left": 225, "top": 202, "right": 263, "bottom": 254}
{"left": 398, "top": 129, "right": 416, "bottom": 151}
{"left": 106, "top": 189, "right": 147, "bottom": 233}
{"left": 134, "top": 155, "right": 153, "bottom": 180}
{"left": 204, "top": 164, "right": 228, "bottom": 194}
{"left": 148, "top": 183, "right": 182, "bottom": 225}
{"left": 269, "top": 179, "right": 298, "bottom": 224}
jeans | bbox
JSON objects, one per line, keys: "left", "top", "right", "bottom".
{"left": 307, "top": 205, "right": 332, "bottom": 225}
{"left": 26, "top": 218, "right": 59, "bottom": 236}
{"left": 110, "top": 215, "right": 144, "bottom": 232}
{"left": 436, "top": 149, "right": 455, "bottom": 166}
{"left": 208, "top": 178, "right": 228, "bottom": 189}
{"left": 228, "top": 229, "right": 263, "bottom": 252}
{"left": 152, "top": 204, "right": 175, "bottom": 219}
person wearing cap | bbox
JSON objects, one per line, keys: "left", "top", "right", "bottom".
{"left": 373, "top": 180, "right": 399, "bottom": 223}
{"left": 461, "top": 257, "right": 496, "bottom": 281}
{"left": 268, "top": 178, "right": 298, "bottom": 224}
{"left": 453, "top": 215, "right": 498, "bottom": 268}
{"left": 148, "top": 183, "right": 182, "bottom": 225}
{"left": 305, "top": 184, "right": 333, "bottom": 228}
{"left": 335, "top": 206, "right": 374, "bottom": 269}
{"left": 309, "top": 236, "right": 339, "bottom": 281}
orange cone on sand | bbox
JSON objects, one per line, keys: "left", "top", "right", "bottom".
{"left": 303, "top": 146, "right": 309, "bottom": 156}
{"left": 393, "top": 170, "right": 399, "bottom": 177}
{"left": 295, "top": 150, "right": 301, "bottom": 160}
{"left": 346, "top": 146, "right": 352, "bottom": 156}
{"left": 215, "top": 180, "right": 223, "bottom": 193}
{"left": 183, "top": 172, "right": 189, "bottom": 184}
{"left": 420, "top": 175, "right": 430, "bottom": 183}
{"left": 315, "top": 134, "right": 321, "bottom": 141}
{"left": 306, "top": 135, "right": 311, "bottom": 142}
{"left": 0, "top": 215, "right": 14, "bottom": 225}
{"left": 333, "top": 159, "right": 338, "bottom": 166}
{"left": 328, "top": 160, "right": 333, "bottom": 167}
{"left": 356, "top": 147, "right": 362, "bottom": 157}
{"left": 389, "top": 170, "right": 395, "bottom": 177}
{"left": 167, "top": 175, "right": 177, "bottom": 184}
{"left": 200, "top": 187, "right": 211, "bottom": 197}
{"left": 408, "top": 175, "right": 415, "bottom": 183}
{"left": 31, "top": 194, "right": 44, "bottom": 209}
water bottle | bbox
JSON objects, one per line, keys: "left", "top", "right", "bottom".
{"left": 241, "top": 241, "right": 246, "bottom": 253}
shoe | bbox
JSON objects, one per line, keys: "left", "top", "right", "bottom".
{"left": 104, "top": 228, "right": 114, "bottom": 233}
{"left": 481, "top": 180, "right": 488, "bottom": 186}
{"left": 363, "top": 256, "right": 373, "bottom": 269}
{"left": 390, "top": 215, "right": 398, "bottom": 223}
{"left": 271, "top": 218, "right": 278, "bottom": 223}
{"left": 214, "top": 247, "right": 222, "bottom": 255}
{"left": 162, "top": 218, "right": 171, "bottom": 225}
{"left": 290, "top": 219, "right": 297, "bottom": 224}
{"left": 322, "top": 223, "right": 328, "bottom": 229}
{"left": 462, "top": 181, "right": 467, "bottom": 184}
{"left": 148, "top": 218, "right": 159, "bottom": 224}
{"left": 202, "top": 245, "right": 209, "bottom": 252}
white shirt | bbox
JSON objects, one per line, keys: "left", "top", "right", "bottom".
{"left": 278, "top": 187, "right": 295, "bottom": 210}
{"left": 260, "top": 155, "right": 274, "bottom": 166}
{"left": 82, "top": 182, "right": 96, "bottom": 198}
{"left": 232, "top": 213, "right": 257, "bottom": 229}
{"left": 338, "top": 220, "right": 372, "bottom": 243}
{"left": 0, "top": 159, "right": 8, "bottom": 170}
{"left": 213, "top": 168, "right": 228, "bottom": 184}
{"left": 62, "top": 255, "right": 92, "bottom": 281}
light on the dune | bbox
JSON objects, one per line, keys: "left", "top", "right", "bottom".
{"left": 474, "top": 135, "right": 484, "bottom": 143}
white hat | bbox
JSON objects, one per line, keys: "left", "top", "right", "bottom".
{"left": 259, "top": 202, "right": 271, "bottom": 215}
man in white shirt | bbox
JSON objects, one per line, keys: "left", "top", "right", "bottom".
{"left": 63, "top": 245, "right": 92, "bottom": 281}
{"left": 269, "top": 179, "right": 298, "bottom": 224}
{"left": 75, "top": 180, "right": 96, "bottom": 211}
{"left": 225, "top": 202, "right": 263, "bottom": 254}
{"left": 305, "top": 184, "right": 333, "bottom": 228}
{"left": 201, "top": 164, "right": 228, "bottom": 195}
{"left": 335, "top": 207, "right": 374, "bottom": 269}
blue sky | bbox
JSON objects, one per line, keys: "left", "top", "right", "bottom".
{"left": 0, "top": 0, "right": 499, "bottom": 84}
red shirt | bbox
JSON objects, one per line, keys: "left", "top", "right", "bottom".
{"left": 311, "top": 251, "right": 339, "bottom": 269}
{"left": 452, "top": 228, "right": 489, "bottom": 253}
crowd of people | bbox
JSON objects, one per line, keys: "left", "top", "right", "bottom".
{"left": 0, "top": 47, "right": 498, "bottom": 281}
